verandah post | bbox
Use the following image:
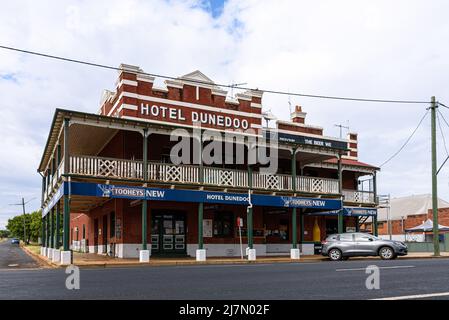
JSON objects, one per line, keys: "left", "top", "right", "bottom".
{"left": 196, "top": 129, "right": 206, "bottom": 261}
{"left": 337, "top": 153, "right": 344, "bottom": 233}
{"left": 290, "top": 148, "right": 300, "bottom": 259}
{"left": 61, "top": 117, "right": 72, "bottom": 265}
{"left": 140, "top": 128, "right": 150, "bottom": 263}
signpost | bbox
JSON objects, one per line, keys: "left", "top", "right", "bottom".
{"left": 237, "top": 217, "right": 244, "bottom": 260}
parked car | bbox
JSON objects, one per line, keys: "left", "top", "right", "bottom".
{"left": 10, "top": 238, "right": 20, "bottom": 244}
{"left": 322, "top": 232, "right": 408, "bottom": 261}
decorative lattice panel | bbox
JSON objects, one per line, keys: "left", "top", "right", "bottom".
{"left": 99, "top": 159, "right": 118, "bottom": 177}
{"left": 266, "top": 175, "right": 280, "bottom": 189}
{"left": 219, "top": 170, "right": 234, "bottom": 186}
{"left": 311, "top": 179, "right": 324, "bottom": 192}
{"left": 164, "top": 166, "right": 182, "bottom": 182}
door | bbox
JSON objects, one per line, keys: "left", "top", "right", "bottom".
{"left": 93, "top": 218, "right": 99, "bottom": 253}
{"left": 353, "top": 233, "right": 377, "bottom": 255}
{"left": 151, "top": 210, "right": 186, "bottom": 255}
{"left": 103, "top": 215, "right": 108, "bottom": 254}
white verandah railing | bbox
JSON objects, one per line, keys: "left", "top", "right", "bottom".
{"left": 342, "top": 189, "right": 375, "bottom": 204}
{"left": 68, "top": 155, "right": 343, "bottom": 195}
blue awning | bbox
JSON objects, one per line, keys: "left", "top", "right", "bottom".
{"left": 42, "top": 181, "right": 343, "bottom": 217}
{"left": 305, "top": 206, "right": 377, "bottom": 217}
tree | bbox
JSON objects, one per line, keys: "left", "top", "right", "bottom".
{"left": 0, "top": 229, "right": 10, "bottom": 238}
{"left": 6, "top": 210, "right": 42, "bottom": 244}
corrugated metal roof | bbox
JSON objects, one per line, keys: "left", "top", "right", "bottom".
{"left": 378, "top": 194, "right": 449, "bottom": 221}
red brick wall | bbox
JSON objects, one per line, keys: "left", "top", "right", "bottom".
{"left": 100, "top": 70, "right": 262, "bottom": 132}
{"left": 375, "top": 207, "right": 449, "bottom": 235}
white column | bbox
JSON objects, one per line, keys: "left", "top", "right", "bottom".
{"left": 139, "top": 250, "right": 150, "bottom": 263}
{"left": 52, "top": 249, "right": 61, "bottom": 263}
{"left": 290, "top": 248, "right": 300, "bottom": 260}
{"left": 248, "top": 248, "right": 256, "bottom": 261}
{"left": 196, "top": 249, "right": 206, "bottom": 261}
{"left": 47, "top": 248, "right": 53, "bottom": 259}
{"left": 60, "top": 251, "right": 72, "bottom": 265}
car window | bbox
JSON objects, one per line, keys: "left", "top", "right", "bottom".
{"left": 354, "top": 234, "right": 374, "bottom": 242}
{"left": 338, "top": 234, "right": 354, "bottom": 242}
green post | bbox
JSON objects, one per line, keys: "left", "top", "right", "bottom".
{"left": 291, "top": 148, "right": 297, "bottom": 249}
{"left": 373, "top": 171, "right": 378, "bottom": 236}
{"left": 355, "top": 217, "right": 360, "bottom": 232}
{"left": 198, "top": 202, "right": 204, "bottom": 249}
{"left": 142, "top": 128, "right": 148, "bottom": 251}
{"left": 42, "top": 216, "right": 46, "bottom": 247}
{"left": 247, "top": 165, "right": 253, "bottom": 249}
{"left": 63, "top": 196, "right": 70, "bottom": 251}
{"left": 198, "top": 132, "right": 204, "bottom": 250}
{"left": 55, "top": 201, "right": 60, "bottom": 249}
{"left": 300, "top": 209, "right": 304, "bottom": 242}
{"left": 337, "top": 154, "right": 344, "bottom": 233}
{"left": 50, "top": 208, "right": 54, "bottom": 248}
{"left": 373, "top": 215, "right": 378, "bottom": 236}
{"left": 62, "top": 117, "right": 70, "bottom": 252}
{"left": 46, "top": 214, "right": 51, "bottom": 249}
{"left": 431, "top": 96, "right": 440, "bottom": 256}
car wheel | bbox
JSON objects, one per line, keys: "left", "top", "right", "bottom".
{"left": 379, "top": 246, "right": 396, "bottom": 260}
{"left": 328, "top": 248, "right": 343, "bottom": 261}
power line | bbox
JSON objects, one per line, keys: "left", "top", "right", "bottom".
{"left": 0, "top": 44, "right": 432, "bottom": 104}
{"left": 438, "top": 108, "right": 449, "bottom": 130}
{"left": 438, "top": 102, "right": 449, "bottom": 109}
{"left": 436, "top": 110, "right": 449, "bottom": 157}
{"left": 379, "top": 110, "right": 429, "bottom": 168}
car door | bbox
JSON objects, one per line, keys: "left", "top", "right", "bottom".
{"left": 354, "top": 233, "right": 376, "bottom": 255}
{"left": 337, "top": 233, "right": 355, "bottom": 255}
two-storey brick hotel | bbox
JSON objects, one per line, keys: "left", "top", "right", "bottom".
{"left": 38, "top": 65, "right": 379, "bottom": 264}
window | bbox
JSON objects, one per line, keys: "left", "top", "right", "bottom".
{"left": 213, "top": 211, "right": 234, "bottom": 237}
{"left": 377, "top": 222, "right": 385, "bottom": 228}
{"left": 354, "top": 234, "right": 374, "bottom": 242}
{"left": 110, "top": 212, "right": 116, "bottom": 238}
{"left": 82, "top": 224, "right": 86, "bottom": 239}
{"left": 339, "top": 234, "right": 354, "bottom": 242}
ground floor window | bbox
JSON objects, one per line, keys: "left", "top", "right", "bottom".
{"left": 213, "top": 211, "right": 234, "bottom": 237}
{"left": 110, "top": 211, "right": 115, "bottom": 238}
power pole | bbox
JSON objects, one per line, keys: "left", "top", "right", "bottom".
{"left": 430, "top": 96, "right": 440, "bottom": 256}
{"left": 9, "top": 197, "right": 35, "bottom": 244}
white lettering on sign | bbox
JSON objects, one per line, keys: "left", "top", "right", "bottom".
{"left": 141, "top": 103, "right": 249, "bottom": 130}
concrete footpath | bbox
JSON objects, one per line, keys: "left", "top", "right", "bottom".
{"left": 22, "top": 245, "right": 449, "bottom": 268}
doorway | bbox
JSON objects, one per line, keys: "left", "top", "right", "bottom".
{"left": 102, "top": 215, "right": 108, "bottom": 254}
{"left": 151, "top": 210, "right": 186, "bottom": 255}
{"left": 93, "top": 218, "right": 99, "bottom": 253}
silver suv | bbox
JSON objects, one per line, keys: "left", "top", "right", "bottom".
{"left": 321, "top": 232, "right": 408, "bottom": 261}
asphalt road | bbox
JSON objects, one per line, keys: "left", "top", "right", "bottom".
{"left": 0, "top": 240, "right": 39, "bottom": 270}
{"left": 1, "top": 253, "right": 449, "bottom": 299}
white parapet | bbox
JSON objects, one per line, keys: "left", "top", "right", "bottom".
{"left": 52, "top": 249, "right": 61, "bottom": 263}
{"left": 40, "top": 247, "right": 46, "bottom": 256}
{"left": 139, "top": 250, "right": 150, "bottom": 263}
{"left": 290, "top": 248, "right": 301, "bottom": 260}
{"left": 47, "top": 248, "right": 53, "bottom": 259}
{"left": 196, "top": 249, "right": 207, "bottom": 261}
{"left": 248, "top": 248, "right": 256, "bottom": 261}
{"left": 60, "top": 251, "right": 72, "bottom": 265}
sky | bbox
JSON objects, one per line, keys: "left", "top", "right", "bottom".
{"left": 1, "top": 0, "right": 449, "bottom": 229}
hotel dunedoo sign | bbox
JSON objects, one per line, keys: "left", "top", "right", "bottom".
{"left": 139, "top": 103, "right": 250, "bottom": 130}
{"left": 265, "top": 130, "right": 348, "bottom": 151}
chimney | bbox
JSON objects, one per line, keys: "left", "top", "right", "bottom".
{"left": 291, "top": 105, "right": 307, "bottom": 124}
{"left": 345, "top": 132, "right": 358, "bottom": 160}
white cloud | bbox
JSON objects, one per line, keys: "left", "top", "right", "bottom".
{"left": 1, "top": 0, "right": 449, "bottom": 228}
